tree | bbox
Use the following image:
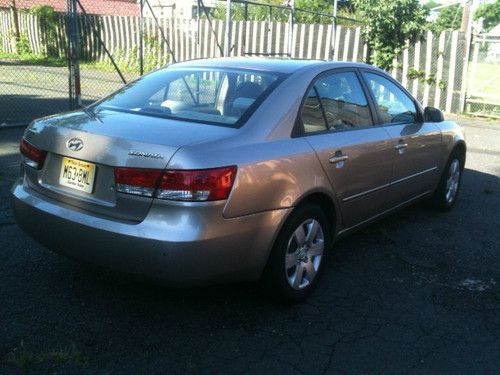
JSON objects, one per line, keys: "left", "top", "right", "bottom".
{"left": 294, "top": 0, "right": 358, "bottom": 25}
{"left": 29, "top": 5, "right": 59, "bottom": 57}
{"left": 9, "top": 0, "right": 21, "bottom": 52}
{"left": 206, "top": 0, "right": 359, "bottom": 26}
{"left": 353, "top": 0, "right": 428, "bottom": 70}
{"left": 428, "top": 4, "right": 463, "bottom": 33}
{"left": 474, "top": 0, "right": 500, "bottom": 32}
{"left": 422, "top": 0, "right": 441, "bottom": 11}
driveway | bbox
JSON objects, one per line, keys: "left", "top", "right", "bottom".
{"left": 0, "top": 115, "right": 499, "bottom": 374}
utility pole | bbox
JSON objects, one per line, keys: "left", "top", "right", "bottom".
{"left": 224, "top": 0, "right": 231, "bottom": 57}
{"left": 460, "top": 0, "right": 471, "bottom": 32}
{"left": 459, "top": 0, "right": 478, "bottom": 112}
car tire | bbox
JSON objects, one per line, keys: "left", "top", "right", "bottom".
{"left": 429, "top": 149, "right": 463, "bottom": 211}
{"left": 263, "top": 203, "right": 332, "bottom": 304}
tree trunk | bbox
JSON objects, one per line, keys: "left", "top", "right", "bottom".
{"left": 10, "top": 0, "right": 21, "bottom": 53}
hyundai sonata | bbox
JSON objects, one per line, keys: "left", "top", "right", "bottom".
{"left": 12, "top": 58, "right": 466, "bottom": 302}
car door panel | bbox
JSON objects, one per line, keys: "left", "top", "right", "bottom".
{"left": 299, "top": 70, "right": 394, "bottom": 229}
{"left": 306, "top": 128, "right": 393, "bottom": 228}
{"left": 384, "top": 123, "right": 442, "bottom": 206}
{"left": 361, "top": 71, "right": 443, "bottom": 208}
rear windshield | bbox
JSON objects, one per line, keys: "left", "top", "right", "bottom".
{"left": 95, "top": 67, "right": 286, "bottom": 127}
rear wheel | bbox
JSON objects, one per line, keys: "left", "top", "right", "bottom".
{"left": 430, "top": 150, "right": 463, "bottom": 211}
{"left": 263, "top": 203, "right": 332, "bottom": 304}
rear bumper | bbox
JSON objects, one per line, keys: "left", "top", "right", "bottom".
{"left": 11, "top": 179, "right": 290, "bottom": 285}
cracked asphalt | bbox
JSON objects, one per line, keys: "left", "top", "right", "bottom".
{"left": 0, "top": 115, "right": 499, "bottom": 374}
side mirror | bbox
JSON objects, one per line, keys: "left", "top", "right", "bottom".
{"left": 424, "top": 106, "right": 444, "bottom": 122}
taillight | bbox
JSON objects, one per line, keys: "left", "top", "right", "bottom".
{"left": 114, "top": 166, "right": 237, "bottom": 202}
{"left": 114, "top": 168, "right": 163, "bottom": 197}
{"left": 20, "top": 139, "right": 47, "bottom": 170}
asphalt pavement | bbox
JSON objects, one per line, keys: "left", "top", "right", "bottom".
{"left": 0, "top": 115, "right": 499, "bottom": 374}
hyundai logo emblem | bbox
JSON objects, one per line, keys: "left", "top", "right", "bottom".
{"left": 67, "top": 138, "right": 84, "bottom": 152}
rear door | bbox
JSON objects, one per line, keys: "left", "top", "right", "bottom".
{"left": 301, "top": 70, "right": 394, "bottom": 228}
{"left": 361, "top": 71, "right": 442, "bottom": 207}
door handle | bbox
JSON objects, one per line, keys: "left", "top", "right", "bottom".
{"left": 394, "top": 143, "right": 408, "bottom": 150}
{"left": 329, "top": 155, "right": 349, "bottom": 163}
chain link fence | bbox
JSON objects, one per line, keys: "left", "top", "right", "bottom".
{"left": 75, "top": 0, "right": 140, "bottom": 107}
{"left": 466, "top": 33, "right": 500, "bottom": 118}
{"left": 0, "top": 0, "right": 490, "bottom": 127}
{"left": 0, "top": 0, "right": 71, "bottom": 125}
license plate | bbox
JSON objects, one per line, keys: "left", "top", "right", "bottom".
{"left": 59, "top": 157, "right": 96, "bottom": 194}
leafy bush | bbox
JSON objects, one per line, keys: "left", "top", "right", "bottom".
{"left": 29, "top": 5, "right": 59, "bottom": 57}
{"left": 354, "top": 0, "right": 429, "bottom": 70}
{"left": 474, "top": 0, "right": 500, "bottom": 32}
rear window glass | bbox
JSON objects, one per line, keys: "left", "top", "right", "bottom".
{"left": 95, "top": 68, "right": 286, "bottom": 127}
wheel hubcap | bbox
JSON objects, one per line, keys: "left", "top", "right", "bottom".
{"left": 445, "top": 159, "right": 460, "bottom": 204}
{"left": 285, "top": 219, "right": 325, "bottom": 290}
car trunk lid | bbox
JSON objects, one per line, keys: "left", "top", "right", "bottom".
{"left": 23, "top": 109, "right": 236, "bottom": 222}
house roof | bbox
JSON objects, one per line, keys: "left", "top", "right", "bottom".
{"left": 0, "top": 0, "right": 139, "bottom": 16}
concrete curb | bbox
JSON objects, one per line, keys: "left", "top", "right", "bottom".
{"left": 0, "top": 123, "right": 28, "bottom": 130}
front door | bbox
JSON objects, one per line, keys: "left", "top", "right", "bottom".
{"left": 361, "top": 71, "right": 442, "bottom": 207}
{"left": 301, "top": 70, "right": 394, "bottom": 229}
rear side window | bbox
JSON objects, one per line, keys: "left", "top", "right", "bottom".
{"left": 315, "top": 72, "right": 373, "bottom": 130}
{"left": 300, "top": 71, "right": 373, "bottom": 134}
{"left": 301, "top": 88, "right": 328, "bottom": 133}
{"left": 362, "top": 72, "right": 417, "bottom": 124}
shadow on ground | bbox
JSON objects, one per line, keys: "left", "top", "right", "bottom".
{"left": 0, "top": 95, "right": 93, "bottom": 125}
{"left": 0, "top": 131, "right": 499, "bottom": 374}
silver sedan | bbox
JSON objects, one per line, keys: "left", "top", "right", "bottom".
{"left": 11, "top": 58, "right": 466, "bottom": 302}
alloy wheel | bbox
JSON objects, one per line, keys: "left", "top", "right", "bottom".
{"left": 284, "top": 219, "right": 325, "bottom": 290}
{"left": 445, "top": 159, "right": 460, "bottom": 204}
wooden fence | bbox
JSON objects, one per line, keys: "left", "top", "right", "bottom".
{"left": 0, "top": 9, "right": 468, "bottom": 113}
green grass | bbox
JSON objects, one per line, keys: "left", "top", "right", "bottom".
{"left": 0, "top": 51, "right": 142, "bottom": 74}
{"left": 0, "top": 52, "right": 67, "bottom": 67}
{"left": 469, "top": 62, "right": 500, "bottom": 101}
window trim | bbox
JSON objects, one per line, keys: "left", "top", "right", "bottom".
{"left": 293, "top": 68, "right": 379, "bottom": 137}
{"left": 359, "top": 68, "right": 424, "bottom": 126}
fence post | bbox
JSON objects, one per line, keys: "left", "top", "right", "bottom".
{"left": 459, "top": 14, "right": 474, "bottom": 112}
{"left": 196, "top": 0, "right": 201, "bottom": 58}
{"left": 224, "top": 0, "right": 231, "bottom": 57}
{"left": 139, "top": 0, "right": 144, "bottom": 75}
{"left": 66, "top": 0, "right": 81, "bottom": 109}
{"left": 330, "top": 0, "right": 337, "bottom": 60}
{"left": 287, "top": 0, "right": 294, "bottom": 57}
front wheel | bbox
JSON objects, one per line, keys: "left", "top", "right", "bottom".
{"left": 263, "top": 203, "right": 332, "bottom": 304}
{"left": 430, "top": 150, "right": 463, "bottom": 211}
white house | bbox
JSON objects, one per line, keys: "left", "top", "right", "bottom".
{"left": 485, "top": 24, "right": 500, "bottom": 63}
{"left": 143, "top": 0, "right": 217, "bottom": 19}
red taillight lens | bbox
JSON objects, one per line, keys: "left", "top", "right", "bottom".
{"left": 157, "top": 167, "right": 237, "bottom": 201}
{"left": 114, "top": 166, "right": 237, "bottom": 201}
{"left": 114, "top": 168, "right": 163, "bottom": 197}
{"left": 20, "top": 139, "right": 47, "bottom": 170}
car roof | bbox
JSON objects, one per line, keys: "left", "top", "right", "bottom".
{"left": 169, "top": 57, "right": 377, "bottom": 74}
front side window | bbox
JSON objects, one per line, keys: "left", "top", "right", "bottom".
{"left": 95, "top": 68, "right": 285, "bottom": 126}
{"left": 363, "top": 72, "right": 417, "bottom": 124}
